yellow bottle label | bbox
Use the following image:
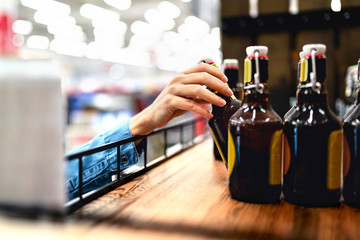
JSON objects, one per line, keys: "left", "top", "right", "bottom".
{"left": 343, "top": 133, "right": 351, "bottom": 178}
{"left": 228, "top": 129, "right": 236, "bottom": 177}
{"left": 283, "top": 134, "right": 291, "bottom": 175}
{"left": 299, "top": 58, "right": 308, "bottom": 82}
{"left": 269, "top": 130, "right": 282, "bottom": 185}
{"left": 209, "top": 128, "right": 226, "bottom": 164}
{"left": 327, "top": 130, "right": 342, "bottom": 190}
{"left": 244, "top": 59, "right": 252, "bottom": 84}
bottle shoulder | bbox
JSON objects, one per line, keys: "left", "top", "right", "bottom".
{"left": 284, "top": 105, "right": 341, "bottom": 127}
{"left": 229, "top": 104, "right": 282, "bottom": 126}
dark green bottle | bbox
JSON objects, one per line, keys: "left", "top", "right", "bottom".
{"left": 283, "top": 44, "right": 342, "bottom": 207}
{"left": 228, "top": 46, "right": 282, "bottom": 203}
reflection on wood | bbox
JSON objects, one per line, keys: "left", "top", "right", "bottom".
{"left": 73, "top": 138, "right": 360, "bottom": 239}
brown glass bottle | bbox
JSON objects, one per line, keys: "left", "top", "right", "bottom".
{"left": 283, "top": 44, "right": 342, "bottom": 207}
{"left": 212, "top": 59, "right": 242, "bottom": 162}
{"left": 343, "top": 58, "right": 360, "bottom": 209}
{"left": 209, "top": 91, "right": 241, "bottom": 164}
{"left": 201, "top": 59, "right": 241, "bottom": 164}
{"left": 228, "top": 46, "right": 282, "bottom": 203}
{"left": 223, "top": 59, "right": 242, "bottom": 99}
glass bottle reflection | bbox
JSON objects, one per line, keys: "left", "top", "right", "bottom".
{"left": 228, "top": 46, "right": 282, "bottom": 203}
{"left": 343, "top": 58, "right": 360, "bottom": 209}
{"left": 283, "top": 44, "right": 342, "bottom": 207}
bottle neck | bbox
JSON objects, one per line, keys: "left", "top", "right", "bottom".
{"left": 244, "top": 56, "right": 268, "bottom": 85}
{"left": 224, "top": 67, "right": 239, "bottom": 90}
{"left": 243, "top": 84, "right": 270, "bottom": 107}
{"left": 304, "top": 54, "right": 326, "bottom": 83}
{"left": 297, "top": 82, "right": 328, "bottom": 106}
{"left": 242, "top": 56, "right": 269, "bottom": 107}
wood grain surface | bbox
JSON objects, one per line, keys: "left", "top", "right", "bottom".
{"left": 1, "top": 137, "right": 360, "bottom": 239}
{"left": 71, "top": 137, "right": 360, "bottom": 240}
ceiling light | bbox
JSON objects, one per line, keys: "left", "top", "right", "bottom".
{"left": 331, "top": 0, "right": 341, "bottom": 12}
{"left": 178, "top": 16, "right": 210, "bottom": 39}
{"left": 50, "top": 39, "right": 87, "bottom": 57}
{"left": 86, "top": 42, "right": 101, "bottom": 59}
{"left": 34, "top": 10, "right": 76, "bottom": 26}
{"left": 21, "top": 0, "right": 71, "bottom": 16}
{"left": 181, "top": 0, "right": 192, "bottom": 2}
{"left": 12, "top": 20, "right": 33, "bottom": 35}
{"left": 185, "top": 16, "right": 210, "bottom": 33}
{"left": 26, "top": 35, "right": 49, "bottom": 50}
{"left": 104, "top": 0, "right": 131, "bottom": 11}
{"left": 92, "top": 19, "right": 127, "bottom": 35}
{"left": 47, "top": 24, "right": 83, "bottom": 35}
{"left": 162, "top": 31, "right": 184, "bottom": 48}
{"left": 80, "top": 3, "right": 120, "bottom": 21}
{"left": 158, "top": 1, "right": 181, "bottom": 19}
{"left": 144, "top": 8, "right": 175, "bottom": 31}
{"left": 21, "top": 0, "right": 42, "bottom": 9}
{"left": 130, "top": 21, "right": 151, "bottom": 35}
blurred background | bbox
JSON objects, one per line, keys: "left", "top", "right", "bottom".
{"left": 0, "top": 0, "right": 221, "bottom": 151}
{"left": 1, "top": 0, "right": 360, "bottom": 151}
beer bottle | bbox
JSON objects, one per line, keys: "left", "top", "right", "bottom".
{"left": 223, "top": 59, "right": 242, "bottom": 100}
{"left": 343, "top": 58, "right": 360, "bottom": 208}
{"left": 284, "top": 51, "right": 306, "bottom": 120}
{"left": 228, "top": 46, "right": 282, "bottom": 203}
{"left": 283, "top": 44, "right": 342, "bottom": 207}
{"left": 203, "top": 58, "right": 241, "bottom": 165}
{"left": 212, "top": 59, "right": 243, "bottom": 162}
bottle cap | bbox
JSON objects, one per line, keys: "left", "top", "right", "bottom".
{"left": 246, "top": 46, "right": 268, "bottom": 57}
{"left": 223, "top": 59, "right": 239, "bottom": 65}
{"left": 299, "top": 51, "right": 304, "bottom": 59}
{"left": 223, "top": 59, "right": 239, "bottom": 70}
{"left": 302, "top": 44, "right": 326, "bottom": 55}
{"left": 198, "top": 57, "right": 214, "bottom": 64}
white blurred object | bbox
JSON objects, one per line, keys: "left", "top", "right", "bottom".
{"left": 0, "top": 58, "right": 65, "bottom": 213}
{"left": 249, "top": 0, "right": 258, "bottom": 18}
{"left": 331, "top": 0, "right": 341, "bottom": 12}
{"left": 289, "top": 0, "right": 299, "bottom": 15}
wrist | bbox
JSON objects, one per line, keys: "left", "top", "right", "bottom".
{"left": 129, "top": 107, "right": 154, "bottom": 137}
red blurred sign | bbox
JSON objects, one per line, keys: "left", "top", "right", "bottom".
{"left": 0, "top": 11, "right": 16, "bottom": 55}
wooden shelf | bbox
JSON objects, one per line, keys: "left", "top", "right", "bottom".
{"left": 1, "top": 137, "right": 360, "bottom": 239}
{"left": 73, "top": 138, "right": 360, "bottom": 239}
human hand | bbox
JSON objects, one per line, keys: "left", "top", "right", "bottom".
{"left": 129, "top": 63, "right": 233, "bottom": 136}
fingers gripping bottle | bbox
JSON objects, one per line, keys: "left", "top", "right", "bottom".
{"left": 228, "top": 46, "right": 282, "bottom": 203}
{"left": 213, "top": 59, "right": 243, "bottom": 162}
{"left": 202, "top": 58, "right": 242, "bottom": 165}
{"left": 343, "top": 58, "right": 360, "bottom": 209}
{"left": 283, "top": 44, "right": 342, "bottom": 207}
